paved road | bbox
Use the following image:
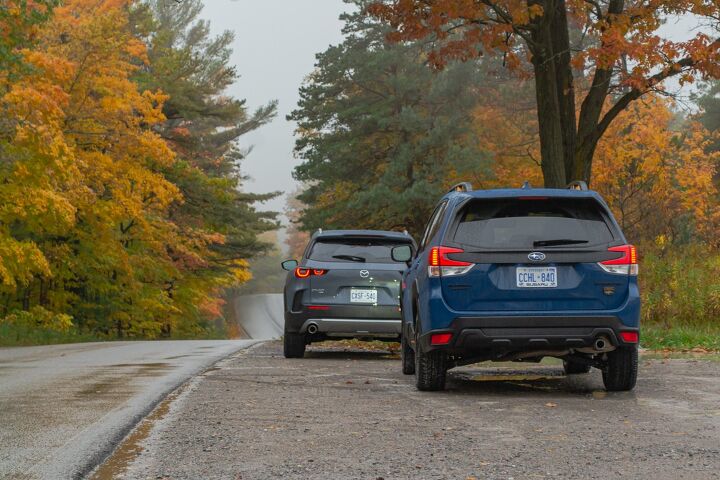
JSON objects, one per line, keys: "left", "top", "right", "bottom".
{"left": 108, "top": 341, "right": 720, "bottom": 480}
{"left": 233, "top": 293, "right": 283, "bottom": 339}
{"left": 0, "top": 340, "right": 255, "bottom": 479}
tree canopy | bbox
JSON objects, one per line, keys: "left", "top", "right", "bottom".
{"left": 289, "top": 4, "right": 491, "bottom": 237}
{"left": 0, "top": 0, "right": 278, "bottom": 338}
{"left": 369, "top": 0, "right": 720, "bottom": 187}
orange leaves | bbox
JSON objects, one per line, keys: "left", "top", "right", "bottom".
{"left": 592, "top": 96, "right": 719, "bottom": 246}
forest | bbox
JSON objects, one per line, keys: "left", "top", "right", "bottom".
{"left": 1, "top": 0, "right": 278, "bottom": 342}
{"left": 1, "top": 0, "right": 719, "bottom": 348}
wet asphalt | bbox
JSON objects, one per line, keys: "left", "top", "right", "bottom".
{"left": 104, "top": 341, "right": 720, "bottom": 480}
{"left": 0, "top": 340, "right": 255, "bottom": 479}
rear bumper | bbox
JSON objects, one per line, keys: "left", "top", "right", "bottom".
{"left": 418, "top": 315, "right": 639, "bottom": 354}
{"left": 285, "top": 304, "right": 401, "bottom": 336}
{"left": 299, "top": 318, "right": 401, "bottom": 336}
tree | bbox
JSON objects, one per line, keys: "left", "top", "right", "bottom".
{"left": 697, "top": 80, "right": 720, "bottom": 158}
{"left": 130, "top": 0, "right": 281, "bottom": 330}
{"left": 1, "top": 0, "right": 281, "bottom": 339}
{"left": 289, "top": 4, "right": 491, "bottom": 237}
{"left": 285, "top": 187, "right": 310, "bottom": 260}
{"left": 369, "top": 0, "right": 720, "bottom": 187}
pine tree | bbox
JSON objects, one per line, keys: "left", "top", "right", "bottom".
{"left": 288, "top": 4, "right": 490, "bottom": 238}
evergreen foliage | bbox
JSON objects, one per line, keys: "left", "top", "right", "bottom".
{"left": 288, "top": 3, "right": 490, "bottom": 238}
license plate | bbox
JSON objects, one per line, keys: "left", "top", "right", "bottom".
{"left": 516, "top": 267, "right": 557, "bottom": 288}
{"left": 350, "top": 288, "right": 377, "bottom": 303}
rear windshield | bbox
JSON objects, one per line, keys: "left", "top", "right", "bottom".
{"left": 452, "top": 198, "right": 616, "bottom": 250}
{"left": 308, "top": 238, "right": 411, "bottom": 264}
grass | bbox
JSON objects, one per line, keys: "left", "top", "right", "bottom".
{"left": 641, "top": 324, "right": 720, "bottom": 351}
{"left": 0, "top": 323, "right": 105, "bottom": 347}
{"left": 0, "top": 322, "right": 229, "bottom": 347}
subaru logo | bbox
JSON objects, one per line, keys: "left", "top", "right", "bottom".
{"left": 528, "top": 252, "right": 546, "bottom": 262}
{"left": 359, "top": 270, "right": 370, "bottom": 278}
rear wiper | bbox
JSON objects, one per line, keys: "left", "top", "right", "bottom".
{"left": 332, "top": 254, "right": 366, "bottom": 262}
{"left": 533, "top": 239, "right": 589, "bottom": 247}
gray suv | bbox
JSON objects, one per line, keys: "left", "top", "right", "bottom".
{"left": 281, "top": 230, "right": 415, "bottom": 358}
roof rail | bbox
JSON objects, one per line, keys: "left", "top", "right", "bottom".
{"left": 448, "top": 182, "right": 473, "bottom": 194}
{"left": 566, "top": 180, "right": 588, "bottom": 191}
{"left": 521, "top": 181, "right": 532, "bottom": 189}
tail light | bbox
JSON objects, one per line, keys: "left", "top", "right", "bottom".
{"left": 294, "top": 268, "right": 327, "bottom": 278}
{"left": 620, "top": 331, "right": 639, "bottom": 343}
{"left": 428, "top": 246, "right": 474, "bottom": 277}
{"left": 430, "top": 333, "right": 453, "bottom": 345}
{"left": 598, "top": 245, "right": 638, "bottom": 275}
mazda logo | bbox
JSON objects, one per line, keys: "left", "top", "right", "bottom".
{"left": 528, "top": 252, "right": 546, "bottom": 262}
{"left": 359, "top": 270, "right": 370, "bottom": 278}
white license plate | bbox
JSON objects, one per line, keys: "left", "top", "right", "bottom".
{"left": 516, "top": 267, "right": 557, "bottom": 288}
{"left": 350, "top": 288, "right": 377, "bottom": 303}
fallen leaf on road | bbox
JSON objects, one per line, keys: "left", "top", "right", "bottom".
{"left": 545, "top": 402, "right": 558, "bottom": 408}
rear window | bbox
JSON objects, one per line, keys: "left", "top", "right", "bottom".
{"left": 308, "top": 238, "right": 411, "bottom": 264}
{"left": 452, "top": 198, "right": 615, "bottom": 249}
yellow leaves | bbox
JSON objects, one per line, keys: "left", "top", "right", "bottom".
{"left": 0, "top": 236, "right": 52, "bottom": 287}
{"left": 0, "top": 306, "right": 74, "bottom": 332}
{"left": 230, "top": 259, "right": 252, "bottom": 285}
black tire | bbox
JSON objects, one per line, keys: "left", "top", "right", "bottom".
{"left": 415, "top": 344, "right": 447, "bottom": 391}
{"left": 401, "top": 332, "right": 415, "bottom": 375}
{"left": 602, "top": 346, "right": 638, "bottom": 391}
{"left": 283, "top": 331, "right": 306, "bottom": 358}
{"left": 563, "top": 359, "right": 591, "bottom": 375}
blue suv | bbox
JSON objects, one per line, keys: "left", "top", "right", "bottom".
{"left": 393, "top": 182, "right": 640, "bottom": 391}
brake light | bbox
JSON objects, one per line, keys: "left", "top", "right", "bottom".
{"left": 598, "top": 245, "right": 638, "bottom": 275}
{"left": 430, "top": 333, "right": 453, "bottom": 345}
{"left": 428, "top": 246, "right": 474, "bottom": 277}
{"left": 294, "top": 268, "right": 327, "bottom": 278}
{"left": 620, "top": 331, "right": 639, "bottom": 343}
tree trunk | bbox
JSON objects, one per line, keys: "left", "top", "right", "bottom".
{"left": 549, "top": 0, "right": 577, "bottom": 183}
{"left": 529, "top": 0, "right": 566, "bottom": 187}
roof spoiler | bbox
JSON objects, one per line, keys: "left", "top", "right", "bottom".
{"left": 448, "top": 182, "right": 472, "bottom": 194}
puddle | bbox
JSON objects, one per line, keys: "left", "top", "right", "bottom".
{"left": 90, "top": 386, "right": 184, "bottom": 480}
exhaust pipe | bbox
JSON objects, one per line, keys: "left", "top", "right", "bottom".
{"left": 307, "top": 323, "right": 319, "bottom": 335}
{"left": 594, "top": 336, "right": 612, "bottom": 352}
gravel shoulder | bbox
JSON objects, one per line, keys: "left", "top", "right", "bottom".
{"left": 104, "top": 341, "right": 720, "bottom": 480}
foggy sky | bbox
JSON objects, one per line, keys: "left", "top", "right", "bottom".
{"left": 202, "top": 0, "right": 349, "bottom": 223}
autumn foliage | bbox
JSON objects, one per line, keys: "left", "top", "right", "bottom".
{"left": 369, "top": 0, "right": 720, "bottom": 187}
{"left": 0, "top": 0, "right": 275, "bottom": 339}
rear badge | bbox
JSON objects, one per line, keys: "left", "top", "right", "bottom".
{"left": 528, "top": 252, "right": 546, "bottom": 262}
{"left": 359, "top": 270, "right": 370, "bottom": 278}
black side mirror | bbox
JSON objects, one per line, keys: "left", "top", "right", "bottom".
{"left": 391, "top": 245, "right": 413, "bottom": 263}
{"left": 281, "top": 259, "right": 298, "bottom": 271}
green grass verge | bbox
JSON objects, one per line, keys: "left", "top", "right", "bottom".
{"left": 0, "top": 323, "right": 105, "bottom": 347}
{"left": 0, "top": 323, "right": 230, "bottom": 347}
{"left": 641, "top": 324, "right": 720, "bottom": 351}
